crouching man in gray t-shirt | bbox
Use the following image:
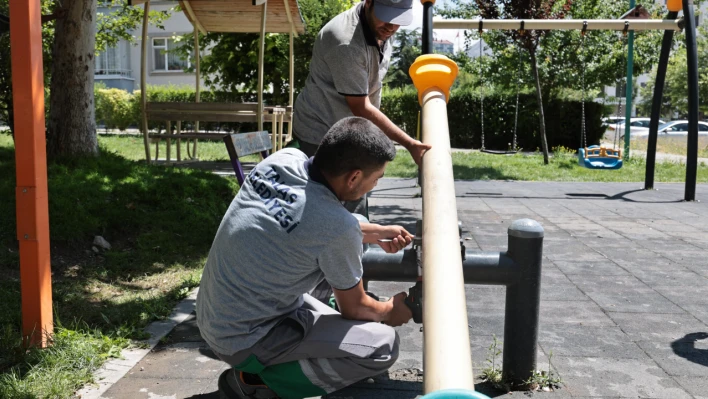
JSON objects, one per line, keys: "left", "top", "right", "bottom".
{"left": 197, "top": 117, "right": 414, "bottom": 399}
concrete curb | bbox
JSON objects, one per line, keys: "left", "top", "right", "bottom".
{"left": 76, "top": 288, "right": 200, "bottom": 399}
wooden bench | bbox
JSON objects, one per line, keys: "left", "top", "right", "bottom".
{"left": 223, "top": 130, "right": 272, "bottom": 186}
{"left": 144, "top": 102, "right": 290, "bottom": 162}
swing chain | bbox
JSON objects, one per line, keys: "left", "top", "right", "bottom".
{"left": 581, "top": 21, "right": 588, "bottom": 149}
{"left": 479, "top": 24, "right": 485, "bottom": 151}
{"left": 513, "top": 43, "right": 522, "bottom": 152}
{"left": 615, "top": 30, "right": 629, "bottom": 151}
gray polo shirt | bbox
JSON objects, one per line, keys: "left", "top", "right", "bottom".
{"left": 197, "top": 149, "right": 363, "bottom": 355}
{"left": 293, "top": 2, "right": 392, "bottom": 145}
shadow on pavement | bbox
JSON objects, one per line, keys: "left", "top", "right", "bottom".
{"left": 185, "top": 391, "right": 221, "bottom": 399}
{"left": 461, "top": 188, "right": 684, "bottom": 203}
{"left": 184, "top": 381, "right": 529, "bottom": 399}
{"left": 671, "top": 332, "right": 708, "bottom": 368}
{"left": 325, "top": 371, "right": 422, "bottom": 399}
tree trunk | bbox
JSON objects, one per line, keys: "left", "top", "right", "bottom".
{"left": 47, "top": 0, "right": 98, "bottom": 157}
{"left": 529, "top": 50, "right": 549, "bottom": 165}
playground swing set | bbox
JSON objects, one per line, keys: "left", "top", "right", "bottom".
{"left": 473, "top": 18, "right": 637, "bottom": 166}
{"left": 457, "top": 0, "right": 698, "bottom": 178}
{"left": 578, "top": 21, "right": 626, "bottom": 170}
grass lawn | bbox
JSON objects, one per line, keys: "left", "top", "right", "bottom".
{"left": 628, "top": 135, "right": 708, "bottom": 159}
{"left": 387, "top": 147, "right": 708, "bottom": 182}
{"left": 0, "top": 133, "right": 239, "bottom": 398}
{"left": 98, "top": 133, "right": 259, "bottom": 163}
{"left": 1, "top": 132, "right": 707, "bottom": 398}
{"left": 102, "top": 134, "right": 708, "bottom": 183}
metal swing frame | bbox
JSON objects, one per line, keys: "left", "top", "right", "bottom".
{"left": 434, "top": 0, "right": 700, "bottom": 200}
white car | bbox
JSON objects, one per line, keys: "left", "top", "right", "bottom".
{"left": 610, "top": 118, "right": 665, "bottom": 137}
{"left": 620, "top": 120, "right": 708, "bottom": 139}
{"left": 657, "top": 120, "right": 708, "bottom": 136}
{"left": 602, "top": 116, "right": 625, "bottom": 127}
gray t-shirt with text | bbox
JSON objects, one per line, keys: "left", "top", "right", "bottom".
{"left": 293, "top": 2, "right": 392, "bottom": 145}
{"left": 197, "top": 149, "right": 363, "bottom": 356}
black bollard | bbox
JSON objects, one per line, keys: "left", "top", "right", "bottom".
{"left": 360, "top": 218, "right": 545, "bottom": 389}
{"left": 502, "top": 219, "right": 544, "bottom": 386}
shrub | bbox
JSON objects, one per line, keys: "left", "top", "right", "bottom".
{"left": 381, "top": 88, "right": 606, "bottom": 151}
{"left": 95, "top": 88, "right": 134, "bottom": 131}
{"left": 93, "top": 85, "right": 606, "bottom": 150}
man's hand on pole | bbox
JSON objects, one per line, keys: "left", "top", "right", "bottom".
{"left": 383, "top": 292, "right": 413, "bottom": 327}
{"left": 406, "top": 139, "right": 432, "bottom": 166}
{"left": 345, "top": 96, "right": 432, "bottom": 166}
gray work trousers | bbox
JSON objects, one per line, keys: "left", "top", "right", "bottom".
{"left": 214, "top": 294, "right": 400, "bottom": 394}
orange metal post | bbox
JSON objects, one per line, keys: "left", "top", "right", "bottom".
{"left": 10, "top": 0, "right": 53, "bottom": 347}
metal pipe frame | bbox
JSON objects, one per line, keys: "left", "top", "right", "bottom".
{"left": 140, "top": 0, "right": 151, "bottom": 163}
{"left": 421, "top": 0, "right": 434, "bottom": 54}
{"left": 193, "top": 25, "right": 201, "bottom": 159}
{"left": 645, "top": 11, "right": 678, "bottom": 190}
{"left": 362, "top": 219, "right": 544, "bottom": 387}
{"left": 682, "top": 0, "right": 699, "bottom": 201}
{"left": 433, "top": 19, "right": 683, "bottom": 31}
{"left": 623, "top": 0, "right": 636, "bottom": 161}
{"left": 257, "top": 2, "right": 266, "bottom": 134}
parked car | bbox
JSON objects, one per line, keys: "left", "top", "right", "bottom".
{"left": 602, "top": 116, "right": 625, "bottom": 127}
{"left": 610, "top": 117, "right": 666, "bottom": 137}
{"left": 657, "top": 120, "right": 708, "bottom": 135}
{"left": 620, "top": 120, "right": 708, "bottom": 139}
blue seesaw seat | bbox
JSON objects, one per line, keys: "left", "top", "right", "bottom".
{"left": 578, "top": 145, "right": 623, "bottom": 170}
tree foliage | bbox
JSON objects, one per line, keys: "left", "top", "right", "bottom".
{"left": 438, "top": 0, "right": 666, "bottom": 96}
{"left": 0, "top": 0, "right": 168, "bottom": 140}
{"left": 637, "top": 25, "right": 708, "bottom": 119}
{"left": 435, "top": 0, "right": 678, "bottom": 159}
{"left": 96, "top": 0, "right": 170, "bottom": 53}
{"left": 445, "top": 0, "right": 576, "bottom": 162}
{"left": 384, "top": 28, "right": 422, "bottom": 88}
{"left": 0, "top": 0, "right": 54, "bottom": 133}
{"left": 175, "top": 0, "right": 356, "bottom": 105}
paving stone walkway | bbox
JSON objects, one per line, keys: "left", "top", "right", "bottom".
{"left": 81, "top": 180, "right": 708, "bottom": 399}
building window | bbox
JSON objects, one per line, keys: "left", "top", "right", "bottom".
{"left": 152, "top": 37, "right": 190, "bottom": 72}
{"left": 96, "top": 42, "right": 130, "bottom": 76}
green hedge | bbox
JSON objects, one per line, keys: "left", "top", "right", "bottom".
{"left": 95, "top": 88, "right": 134, "bottom": 131}
{"left": 381, "top": 88, "right": 607, "bottom": 151}
{"left": 95, "top": 85, "right": 606, "bottom": 150}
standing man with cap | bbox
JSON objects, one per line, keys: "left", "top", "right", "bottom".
{"left": 292, "top": 0, "right": 430, "bottom": 167}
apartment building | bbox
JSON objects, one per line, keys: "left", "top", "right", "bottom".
{"left": 95, "top": 2, "right": 205, "bottom": 92}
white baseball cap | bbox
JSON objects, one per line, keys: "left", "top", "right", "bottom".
{"left": 373, "top": 0, "right": 414, "bottom": 26}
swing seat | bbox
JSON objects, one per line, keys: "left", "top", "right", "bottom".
{"left": 578, "top": 146, "right": 623, "bottom": 170}
{"left": 481, "top": 148, "right": 521, "bottom": 155}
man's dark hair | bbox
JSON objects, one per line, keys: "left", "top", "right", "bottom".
{"left": 314, "top": 117, "right": 396, "bottom": 177}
